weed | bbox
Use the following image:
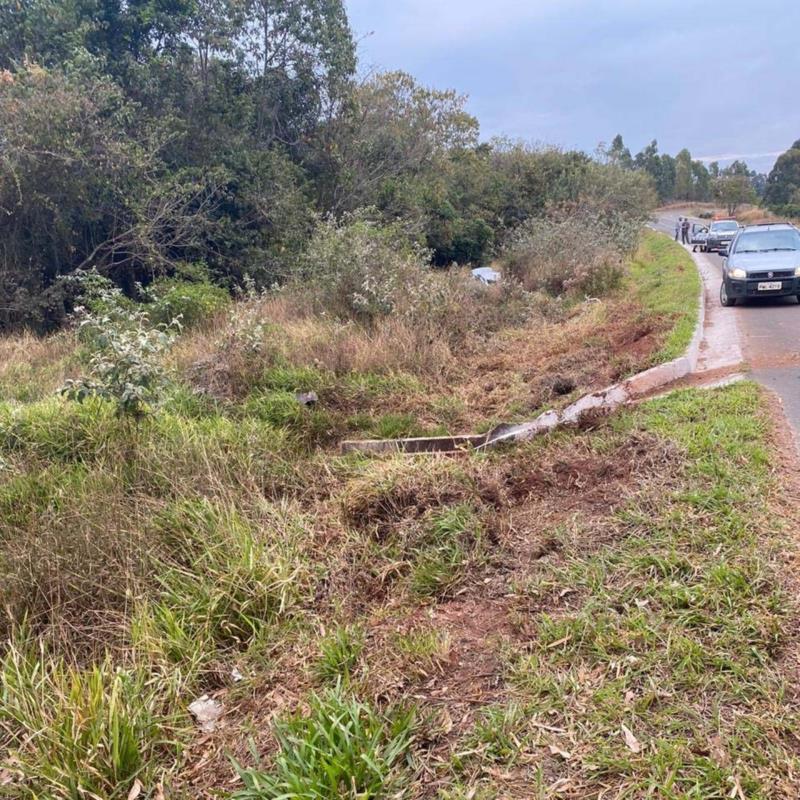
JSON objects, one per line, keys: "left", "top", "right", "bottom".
{"left": 314, "top": 626, "right": 365, "bottom": 684}
{"left": 233, "top": 686, "right": 416, "bottom": 799}
{"left": 0, "top": 642, "right": 184, "bottom": 798}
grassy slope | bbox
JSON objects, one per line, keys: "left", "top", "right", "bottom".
{"left": 453, "top": 383, "right": 799, "bottom": 798}
{"left": 2, "top": 236, "right": 780, "bottom": 799}
{"left": 2, "top": 379, "right": 798, "bottom": 797}
{"left": 628, "top": 230, "right": 701, "bottom": 365}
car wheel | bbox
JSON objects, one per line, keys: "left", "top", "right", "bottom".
{"left": 720, "top": 282, "right": 736, "bottom": 307}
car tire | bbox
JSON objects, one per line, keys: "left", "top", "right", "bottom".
{"left": 720, "top": 282, "right": 736, "bottom": 307}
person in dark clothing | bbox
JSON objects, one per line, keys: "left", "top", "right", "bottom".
{"left": 681, "top": 218, "right": 691, "bottom": 244}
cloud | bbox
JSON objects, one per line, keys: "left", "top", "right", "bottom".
{"left": 346, "top": 0, "right": 800, "bottom": 167}
{"left": 697, "top": 152, "right": 785, "bottom": 164}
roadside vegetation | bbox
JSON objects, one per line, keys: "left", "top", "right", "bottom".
{"left": 2, "top": 1, "right": 798, "bottom": 797}
{"left": 0, "top": 230, "right": 766, "bottom": 799}
{"left": 2, "top": 331, "right": 798, "bottom": 797}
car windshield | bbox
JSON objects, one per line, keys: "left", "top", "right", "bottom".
{"left": 734, "top": 230, "right": 800, "bottom": 253}
{"left": 712, "top": 221, "right": 739, "bottom": 232}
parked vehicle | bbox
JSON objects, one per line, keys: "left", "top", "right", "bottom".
{"left": 690, "top": 223, "right": 709, "bottom": 251}
{"left": 719, "top": 223, "right": 800, "bottom": 306}
{"left": 705, "top": 219, "right": 740, "bottom": 253}
{"left": 472, "top": 266, "right": 500, "bottom": 285}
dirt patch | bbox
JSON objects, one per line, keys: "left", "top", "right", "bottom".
{"left": 498, "top": 432, "right": 681, "bottom": 512}
{"left": 436, "top": 299, "right": 670, "bottom": 429}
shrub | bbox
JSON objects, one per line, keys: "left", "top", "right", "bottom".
{"left": 298, "top": 212, "right": 432, "bottom": 324}
{"left": 148, "top": 278, "right": 230, "bottom": 329}
{"left": 233, "top": 687, "right": 415, "bottom": 799}
{"left": 502, "top": 212, "right": 629, "bottom": 297}
{"left": 62, "top": 286, "right": 179, "bottom": 418}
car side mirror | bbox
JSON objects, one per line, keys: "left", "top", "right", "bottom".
{"left": 719, "top": 248, "right": 729, "bottom": 258}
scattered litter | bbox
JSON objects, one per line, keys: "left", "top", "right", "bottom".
{"left": 295, "top": 391, "right": 318, "bottom": 406}
{"left": 621, "top": 723, "right": 642, "bottom": 753}
{"left": 231, "top": 666, "right": 244, "bottom": 683}
{"left": 189, "top": 695, "right": 224, "bottom": 733}
{"left": 127, "top": 779, "right": 143, "bottom": 800}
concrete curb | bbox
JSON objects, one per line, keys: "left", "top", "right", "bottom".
{"left": 341, "top": 236, "right": 706, "bottom": 455}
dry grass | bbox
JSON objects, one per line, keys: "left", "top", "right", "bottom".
{"left": 0, "top": 330, "right": 78, "bottom": 402}
{"left": 171, "top": 293, "right": 459, "bottom": 399}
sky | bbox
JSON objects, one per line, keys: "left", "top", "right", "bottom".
{"left": 346, "top": 0, "right": 800, "bottom": 174}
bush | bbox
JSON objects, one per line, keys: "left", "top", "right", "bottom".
{"left": 298, "top": 212, "right": 432, "bottom": 324}
{"left": 62, "top": 286, "right": 179, "bottom": 418}
{"left": 148, "top": 278, "right": 230, "bottom": 329}
{"left": 502, "top": 212, "right": 630, "bottom": 297}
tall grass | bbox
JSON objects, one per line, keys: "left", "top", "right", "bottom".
{"left": 0, "top": 642, "right": 184, "bottom": 798}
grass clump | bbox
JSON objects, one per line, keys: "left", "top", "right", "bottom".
{"left": 314, "top": 625, "right": 365, "bottom": 684}
{"left": 233, "top": 686, "right": 416, "bottom": 799}
{"left": 410, "top": 504, "right": 485, "bottom": 599}
{"left": 0, "top": 643, "right": 183, "bottom": 798}
{"left": 137, "top": 499, "right": 306, "bottom": 668}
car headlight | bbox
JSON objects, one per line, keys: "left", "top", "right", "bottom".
{"left": 729, "top": 268, "right": 747, "bottom": 280}
{"left": 794, "top": 267, "right": 800, "bottom": 277}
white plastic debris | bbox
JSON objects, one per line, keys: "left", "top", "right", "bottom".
{"left": 188, "top": 695, "right": 224, "bottom": 733}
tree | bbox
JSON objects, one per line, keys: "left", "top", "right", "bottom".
{"left": 714, "top": 172, "right": 756, "bottom": 215}
{"left": 312, "top": 71, "right": 478, "bottom": 215}
{"left": 605, "top": 134, "right": 633, "bottom": 170}
{"left": 765, "top": 140, "right": 800, "bottom": 210}
{"left": 633, "top": 140, "right": 675, "bottom": 202}
{"left": 240, "top": 0, "right": 356, "bottom": 146}
{"left": 673, "top": 148, "right": 693, "bottom": 200}
{"left": 691, "top": 160, "right": 712, "bottom": 201}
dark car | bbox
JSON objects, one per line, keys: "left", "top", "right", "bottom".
{"left": 720, "top": 223, "right": 800, "bottom": 306}
{"left": 706, "top": 219, "right": 740, "bottom": 253}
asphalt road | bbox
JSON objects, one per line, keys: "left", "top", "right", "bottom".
{"left": 654, "top": 211, "right": 800, "bottom": 439}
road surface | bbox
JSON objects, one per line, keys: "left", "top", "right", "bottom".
{"left": 654, "top": 211, "right": 800, "bottom": 440}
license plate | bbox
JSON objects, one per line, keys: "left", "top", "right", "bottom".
{"left": 758, "top": 281, "right": 782, "bottom": 291}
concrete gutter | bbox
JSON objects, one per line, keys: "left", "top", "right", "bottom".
{"left": 341, "top": 236, "right": 706, "bottom": 455}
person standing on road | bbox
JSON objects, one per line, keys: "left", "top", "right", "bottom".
{"left": 681, "top": 218, "right": 691, "bottom": 245}
{"left": 675, "top": 218, "right": 681, "bottom": 241}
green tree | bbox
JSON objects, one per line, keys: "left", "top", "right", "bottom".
{"left": 691, "top": 160, "right": 712, "bottom": 201}
{"left": 673, "top": 148, "right": 693, "bottom": 200}
{"left": 714, "top": 172, "right": 756, "bottom": 215}
{"left": 765, "top": 140, "right": 800, "bottom": 210}
{"left": 606, "top": 134, "right": 633, "bottom": 170}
